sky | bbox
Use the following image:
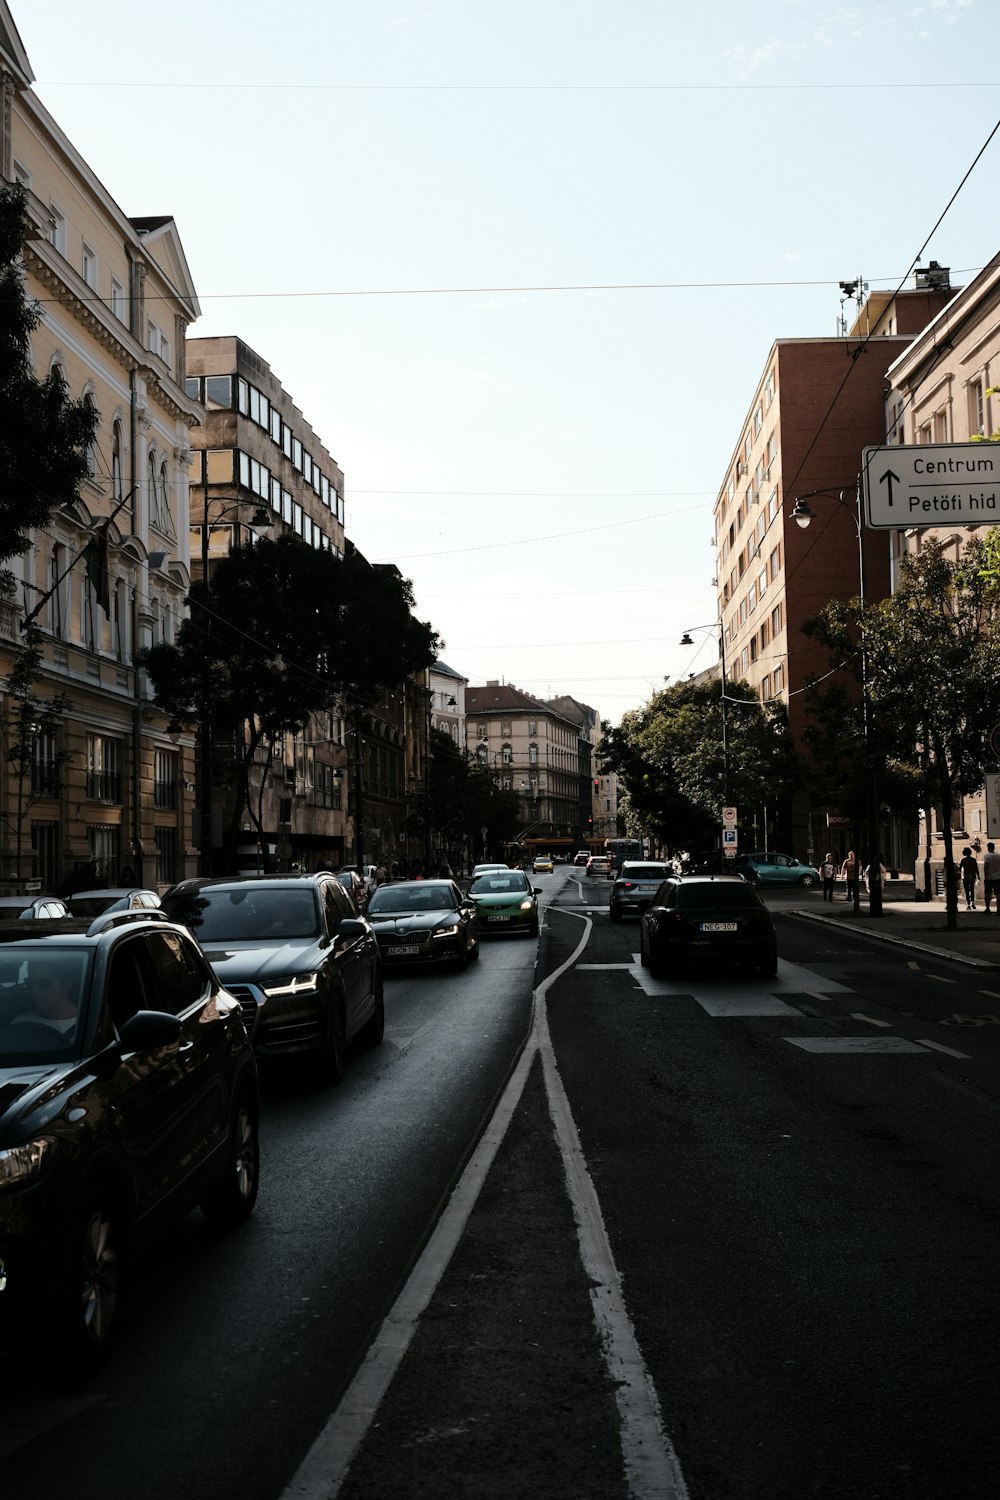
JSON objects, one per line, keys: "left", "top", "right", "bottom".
{"left": 13, "top": 0, "right": 1000, "bottom": 725}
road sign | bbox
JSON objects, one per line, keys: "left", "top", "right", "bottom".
{"left": 862, "top": 443, "right": 1000, "bottom": 530}
{"left": 990, "top": 724, "right": 1000, "bottom": 758}
{"left": 722, "top": 806, "right": 737, "bottom": 826}
{"left": 722, "top": 827, "right": 738, "bottom": 848}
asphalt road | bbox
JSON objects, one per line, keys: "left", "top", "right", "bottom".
{"left": 8, "top": 870, "right": 999, "bottom": 1499}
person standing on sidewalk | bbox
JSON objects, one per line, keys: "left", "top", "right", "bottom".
{"left": 983, "top": 842, "right": 1000, "bottom": 913}
{"left": 821, "top": 852, "right": 836, "bottom": 903}
{"left": 840, "top": 850, "right": 858, "bottom": 902}
{"left": 959, "top": 846, "right": 980, "bottom": 910}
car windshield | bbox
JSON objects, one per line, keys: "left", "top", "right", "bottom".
{"left": 0, "top": 948, "right": 92, "bottom": 1063}
{"left": 161, "top": 886, "right": 319, "bottom": 941}
{"left": 676, "top": 884, "right": 760, "bottom": 909}
{"left": 468, "top": 873, "right": 529, "bottom": 895}
{"left": 367, "top": 884, "right": 455, "bottom": 914}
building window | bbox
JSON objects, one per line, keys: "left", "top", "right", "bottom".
{"left": 49, "top": 204, "right": 66, "bottom": 255}
{"left": 112, "top": 423, "right": 124, "bottom": 502}
{"left": 82, "top": 242, "right": 98, "bottom": 289}
{"left": 773, "top": 664, "right": 784, "bottom": 694}
{"left": 770, "top": 602, "right": 783, "bottom": 636}
{"left": 154, "top": 828, "right": 178, "bottom": 887}
{"left": 529, "top": 743, "right": 538, "bottom": 765}
{"left": 204, "top": 375, "right": 232, "bottom": 410}
{"left": 769, "top": 544, "right": 781, "bottom": 581}
{"left": 501, "top": 744, "right": 513, "bottom": 764}
{"left": 159, "top": 459, "right": 172, "bottom": 534}
{"left": 88, "top": 824, "right": 121, "bottom": 884}
{"left": 82, "top": 570, "right": 99, "bottom": 651}
{"left": 32, "top": 821, "right": 59, "bottom": 889}
{"left": 154, "top": 749, "right": 179, "bottom": 810}
{"left": 86, "top": 735, "right": 122, "bottom": 803}
{"left": 31, "top": 733, "right": 61, "bottom": 798}
{"left": 49, "top": 543, "right": 66, "bottom": 638}
{"left": 111, "top": 277, "right": 126, "bottom": 322}
{"left": 969, "top": 381, "right": 985, "bottom": 437}
{"left": 113, "top": 579, "right": 129, "bottom": 662}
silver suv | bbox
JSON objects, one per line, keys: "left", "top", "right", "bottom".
{"left": 609, "top": 862, "right": 673, "bottom": 922}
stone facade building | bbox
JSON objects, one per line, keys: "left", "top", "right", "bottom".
{"left": 466, "top": 683, "right": 581, "bottom": 854}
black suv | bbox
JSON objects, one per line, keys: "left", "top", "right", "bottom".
{"left": 160, "top": 874, "right": 384, "bottom": 1084}
{"left": 0, "top": 914, "right": 260, "bottom": 1367}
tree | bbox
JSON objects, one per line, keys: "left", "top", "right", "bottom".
{"left": 140, "top": 534, "right": 439, "bottom": 864}
{"left": 0, "top": 621, "right": 73, "bottom": 879}
{"left": 426, "top": 730, "right": 523, "bottom": 866}
{"left": 0, "top": 183, "right": 98, "bottom": 584}
{"left": 598, "top": 678, "right": 799, "bottom": 855}
{"left": 805, "top": 533, "right": 1000, "bottom": 929}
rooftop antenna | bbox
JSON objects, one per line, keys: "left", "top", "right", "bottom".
{"left": 837, "top": 275, "right": 867, "bottom": 337}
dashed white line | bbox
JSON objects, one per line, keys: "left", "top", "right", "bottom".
{"left": 850, "top": 1013, "right": 893, "bottom": 1028}
{"left": 916, "top": 1039, "right": 971, "bottom": 1058}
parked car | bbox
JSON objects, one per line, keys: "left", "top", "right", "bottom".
{"left": 65, "top": 888, "right": 161, "bottom": 919}
{"left": 640, "top": 875, "right": 778, "bottom": 977}
{"left": 532, "top": 854, "right": 554, "bottom": 874}
{"left": 733, "top": 851, "right": 821, "bottom": 888}
{"left": 160, "top": 873, "right": 383, "bottom": 1083}
{"left": 609, "top": 862, "right": 673, "bottom": 922}
{"left": 0, "top": 913, "right": 260, "bottom": 1367}
{"left": 0, "top": 895, "right": 70, "bottom": 921}
{"left": 466, "top": 868, "right": 540, "bottom": 937}
{"left": 366, "top": 880, "right": 479, "bottom": 970}
{"left": 585, "top": 855, "right": 611, "bottom": 879}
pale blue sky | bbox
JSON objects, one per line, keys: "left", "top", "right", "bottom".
{"left": 15, "top": 0, "right": 1000, "bottom": 721}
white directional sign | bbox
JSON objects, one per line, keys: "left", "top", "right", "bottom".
{"left": 863, "top": 443, "right": 1000, "bottom": 530}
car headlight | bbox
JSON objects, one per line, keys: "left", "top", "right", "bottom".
{"left": 519, "top": 899, "right": 534, "bottom": 911}
{"left": 261, "top": 972, "right": 320, "bottom": 997}
{"left": 431, "top": 924, "right": 459, "bottom": 939}
{"left": 0, "top": 1138, "right": 53, "bottom": 1189}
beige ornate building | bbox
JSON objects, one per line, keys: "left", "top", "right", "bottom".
{"left": 0, "top": 4, "right": 203, "bottom": 891}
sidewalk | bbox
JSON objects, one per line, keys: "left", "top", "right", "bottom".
{"left": 789, "top": 878, "right": 1000, "bottom": 969}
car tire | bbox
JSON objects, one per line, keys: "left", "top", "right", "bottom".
{"left": 799, "top": 874, "right": 816, "bottom": 888}
{"left": 648, "top": 942, "right": 668, "bottom": 980}
{"left": 757, "top": 950, "right": 779, "bottom": 978}
{"left": 201, "top": 1097, "right": 260, "bottom": 1227}
{"left": 609, "top": 907, "right": 623, "bottom": 924}
{"left": 357, "top": 969, "right": 385, "bottom": 1047}
{"left": 452, "top": 941, "right": 470, "bottom": 973}
{"left": 58, "top": 1189, "right": 123, "bottom": 1371}
{"left": 639, "top": 935, "right": 649, "bottom": 967}
{"left": 315, "top": 990, "right": 348, "bottom": 1085}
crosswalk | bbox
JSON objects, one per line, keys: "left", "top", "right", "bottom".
{"left": 571, "top": 957, "right": 969, "bottom": 1057}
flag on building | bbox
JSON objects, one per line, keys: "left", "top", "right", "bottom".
{"left": 84, "top": 519, "right": 111, "bottom": 619}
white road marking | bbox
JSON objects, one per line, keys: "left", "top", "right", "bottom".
{"left": 786, "top": 1036, "right": 928, "bottom": 1054}
{"left": 979, "top": 990, "right": 1000, "bottom": 1000}
{"left": 927, "top": 973, "right": 956, "bottom": 984}
{"left": 850, "top": 1013, "right": 893, "bottom": 1028}
{"left": 284, "top": 909, "right": 689, "bottom": 1500}
{"left": 907, "top": 960, "right": 921, "bottom": 970}
{"left": 917, "top": 1039, "right": 971, "bottom": 1058}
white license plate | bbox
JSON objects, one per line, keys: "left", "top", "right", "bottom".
{"left": 700, "top": 922, "right": 737, "bottom": 933}
{"left": 637, "top": 885, "right": 657, "bottom": 893}
{"left": 487, "top": 915, "right": 511, "bottom": 923}
{"left": 389, "top": 943, "right": 420, "bottom": 955}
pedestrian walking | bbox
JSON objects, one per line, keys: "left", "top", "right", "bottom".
{"left": 840, "top": 850, "right": 858, "bottom": 902}
{"left": 864, "top": 853, "right": 888, "bottom": 895}
{"left": 821, "top": 852, "right": 836, "bottom": 903}
{"left": 983, "top": 842, "right": 1000, "bottom": 914}
{"left": 959, "top": 846, "right": 980, "bottom": 910}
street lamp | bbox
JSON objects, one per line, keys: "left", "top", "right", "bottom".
{"left": 790, "top": 484, "right": 882, "bottom": 917}
{"left": 197, "top": 499, "right": 272, "bottom": 876}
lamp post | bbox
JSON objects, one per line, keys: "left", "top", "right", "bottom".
{"left": 681, "top": 621, "right": 730, "bottom": 871}
{"left": 197, "top": 499, "right": 272, "bottom": 876}
{"left": 790, "top": 484, "right": 882, "bottom": 917}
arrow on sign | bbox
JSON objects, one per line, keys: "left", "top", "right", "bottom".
{"left": 879, "top": 469, "right": 901, "bottom": 508}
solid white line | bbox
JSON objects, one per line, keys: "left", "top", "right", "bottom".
{"left": 916, "top": 1039, "right": 971, "bottom": 1058}
{"left": 281, "top": 915, "right": 593, "bottom": 1499}
{"left": 536, "top": 922, "right": 690, "bottom": 1500}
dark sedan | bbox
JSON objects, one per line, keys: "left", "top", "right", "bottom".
{"left": 0, "top": 916, "right": 260, "bottom": 1368}
{"left": 640, "top": 875, "right": 778, "bottom": 977}
{"left": 160, "top": 874, "right": 383, "bottom": 1084}
{"left": 365, "top": 880, "right": 480, "bottom": 971}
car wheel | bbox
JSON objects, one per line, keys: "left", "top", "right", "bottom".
{"left": 757, "top": 948, "right": 779, "bottom": 978}
{"left": 609, "top": 906, "right": 623, "bottom": 924}
{"left": 452, "top": 941, "right": 469, "bottom": 973}
{"left": 58, "top": 1190, "right": 123, "bottom": 1370}
{"left": 799, "top": 873, "right": 816, "bottom": 888}
{"left": 639, "top": 934, "right": 649, "bottom": 967}
{"left": 357, "top": 968, "right": 385, "bottom": 1047}
{"left": 648, "top": 940, "right": 669, "bottom": 980}
{"left": 201, "top": 1097, "right": 260, "bottom": 1227}
{"left": 315, "top": 990, "right": 348, "bottom": 1085}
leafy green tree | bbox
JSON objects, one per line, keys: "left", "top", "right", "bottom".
{"left": 140, "top": 534, "right": 439, "bottom": 865}
{"left": 805, "top": 533, "right": 1000, "bottom": 929}
{"left": 426, "top": 729, "right": 522, "bottom": 864}
{"left": 0, "top": 182, "right": 98, "bottom": 584}
{"left": 599, "top": 677, "right": 799, "bottom": 855}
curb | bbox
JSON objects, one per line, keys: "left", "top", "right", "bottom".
{"left": 788, "top": 909, "right": 1000, "bottom": 970}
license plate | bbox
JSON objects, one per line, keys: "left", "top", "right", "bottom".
{"left": 487, "top": 915, "right": 511, "bottom": 923}
{"left": 700, "top": 922, "right": 737, "bottom": 933}
{"left": 389, "top": 943, "right": 420, "bottom": 955}
{"left": 637, "top": 884, "right": 657, "bottom": 893}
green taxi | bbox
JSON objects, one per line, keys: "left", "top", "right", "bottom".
{"left": 466, "top": 868, "right": 541, "bottom": 937}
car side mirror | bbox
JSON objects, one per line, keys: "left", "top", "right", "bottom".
{"left": 117, "top": 1009, "right": 183, "bottom": 1051}
{"left": 335, "top": 917, "right": 368, "bottom": 945}
{"left": 533, "top": 886, "right": 542, "bottom": 895}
